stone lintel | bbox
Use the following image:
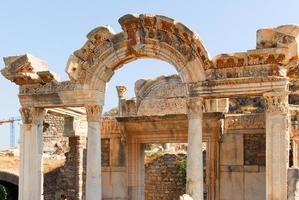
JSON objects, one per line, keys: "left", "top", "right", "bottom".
{"left": 18, "top": 89, "right": 104, "bottom": 108}
{"left": 190, "top": 77, "right": 289, "bottom": 98}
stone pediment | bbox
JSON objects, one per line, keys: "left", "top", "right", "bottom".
{"left": 135, "top": 74, "right": 187, "bottom": 116}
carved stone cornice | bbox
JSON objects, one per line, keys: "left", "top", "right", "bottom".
{"left": 20, "top": 107, "right": 45, "bottom": 124}
{"left": 186, "top": 97, "right": 204, "bottom": 118}
{"left": 85, "top": 104, "right": 102, "bottom": 122}
{"left": 263, "top": 91, "right": 289, "bottom": 114}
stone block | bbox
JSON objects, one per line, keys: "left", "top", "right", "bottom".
{"left": 244, "top": 172, "right": 266, "bottom": 200}
{"left": 102, "top": 171, "right": 127, "bottom": 199}
{"left": 287, "top": 167, "right": 299, "bottom": 200}
{"left": 220, "top": 133, "right": 244, "bottom": 166}
{"left": 204, "top": 98, "right": 229, "bottom": 113}
{"left": 220, "top": 172, "right": 244, "bottom": 200}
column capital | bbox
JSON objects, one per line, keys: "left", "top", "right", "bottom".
{"left": 187, "top": 97, "right": 204, "bottom": 117}
{"left": 116, "top": 85, "right": 127, "bottom": 99}
{"left": 19, "top": 107, "right": 45, "bottom": 124}
{"left": 85, "top": 104, "right": 102, "bottom": 122}
{"left": 263, "top": 91, "right": 289, "bottom": 114}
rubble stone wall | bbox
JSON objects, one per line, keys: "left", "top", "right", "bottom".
{"left": 43, "top": 114, "right": 68, "bottom": 155}
{"left": 144, "top": 154, "right": 186, "bottom": 200}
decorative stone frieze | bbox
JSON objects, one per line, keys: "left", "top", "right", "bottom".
{"left": 101, "top": 118, "right": 121, "bottom": 134}
{"left": 19, "top": 81, "right": 79, "bottom": 95}
{"left": 85, "top": 104, "right": 102, "bottom": 122}
{"left": 225, "top": 114, "right": 265, "bottom": 130}
{"left": 263, "top": 91, "right": 289, "bottom": 114}
{"left": 67, "top": 14, "right": 211, "bottom": 87}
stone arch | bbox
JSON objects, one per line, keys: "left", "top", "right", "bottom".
{"left": 0, "top": 171, "right": 19, "bottom": 200}
{"left": 0, "top": 171, "right": 18, "bottom": 186}
{"left": 66, "top": 14, "right": 212, "bottom": 94}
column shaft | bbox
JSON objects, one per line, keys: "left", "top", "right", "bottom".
{"left": 85, "top": 105, "right": 102, "bottom": 200}
{"left": 186, "top": 98, "right": 204, "bottom": 200}
{"left": 19, "top": 107, "right": 45, "bottom": 200}
{"left": 264, "top": 91, "right": 289, "bottom": 200}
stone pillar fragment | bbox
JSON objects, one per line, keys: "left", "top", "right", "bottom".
{"left": 85, "top": 104, "right": 102, "bottom": 200}
{"left": 116, "top": 85, "right": 127, "bottom": 116}
{"left": 263, "top": 91, "right": 290, "bottom": 200}
{"left": 186, "top": 97, "right": 204, "bottom": 200}
{"left": 19, "top": 107, "right": 45, "bottom": 200}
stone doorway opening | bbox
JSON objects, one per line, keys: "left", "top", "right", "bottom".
{"left": 0, "top": 180, "right": 18, "bottom": 200}
{"left": 142, "top": 142, "right": 208, "bottom": 200}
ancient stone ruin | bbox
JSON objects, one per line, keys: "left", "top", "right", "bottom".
{"left": 1, "top": 13, "right": 299, "bottom": 200}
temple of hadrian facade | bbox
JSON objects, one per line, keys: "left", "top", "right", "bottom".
{"left": 2, "top": 13, "right": 299, "bottom": 200}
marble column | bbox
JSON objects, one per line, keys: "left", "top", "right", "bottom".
{"left": 186, "top": 97, "right": 204, "bottom": 200}
{"left": 19, "top": 107, "right": 45, "bottom": 200}
{"left": 116, "top": 85, "right": 127, "bottom": 117}
{"left": 85, "top": 104, "right": 102, "bottom": 200}
{"left": 263, "top": 91, "right": 290, "bottom": 200}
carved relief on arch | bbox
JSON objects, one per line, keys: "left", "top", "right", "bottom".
{"left": 66, "top": 14, "right": 211, "bottom": 88}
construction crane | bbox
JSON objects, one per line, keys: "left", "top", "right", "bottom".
{"left": 0, "top": 117, "right": 21, "bottom": 148}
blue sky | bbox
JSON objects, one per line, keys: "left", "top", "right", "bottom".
{"left": 0, "top": 0, "right": 299, "bottom": 149}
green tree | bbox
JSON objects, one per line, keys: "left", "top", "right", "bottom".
{"left": 0, "top": 184, "right": 7, "bottom": 200}
{"left": 178, "top": 158, "right": 187, "bottom": 185}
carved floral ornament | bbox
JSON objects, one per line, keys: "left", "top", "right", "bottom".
{"left": 263, "top": 91, "right": 289, "bottom": 114}
{"left": 186, "top": 97, "right": 204, "bottom": 117}
{"left": 116, "top": 85, "right": 127, "bottom": 98}
{"left": 85, "top": 104, "right": 103, "bottom": 122}
{"left": 19, "top": 107, "right": 45, "bottom": 124}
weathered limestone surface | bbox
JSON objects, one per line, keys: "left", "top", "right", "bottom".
{"left": 287, "top": 167, "right": 299, "bottom": 200}
{"left": 2, "top": 54, "right": 58, "bottom": 85}
{"left": 186, "top": 98, "right": 204, "bottom": 200}
{"left": 85, "top": 105, "right": 102, "bottom": 200}
{"left": 3, "top": 13, "right": 299, "bottom": 200}
{"left": 220, "top": 113, "right": 266, "bottom": 200}
{"left": 19, "top": 107, "right": 45, "bottom": 200}
{"left": 264, "top": 91, "right": 290, "bottom": 200}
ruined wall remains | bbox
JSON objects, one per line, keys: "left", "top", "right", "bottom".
{"left": 43, "top": 114, "right": 68, "bottom": 155}
{"left": 44, "top": 167, "right": 63, "bottom": 200}
{"left": 144, "top": 154, "right": 186, "bottom": 200}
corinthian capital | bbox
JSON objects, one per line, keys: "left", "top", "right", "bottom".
{"left": 263, "top": 91, "right": 289, "bottom": 114}
{"left": 85, "top": 104, "right": 102, "bottom": 122}
{"left": 187, "top": 97, "right": 204, "bottom": 117}
{"left": 20, "top": 107, "right": 45, "bottom": 124}
{"left": 116, "top": 85, "right": 127, "bottom": 99}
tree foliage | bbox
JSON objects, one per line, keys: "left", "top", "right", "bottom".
{"left": 0, "top": 184, "right": 7, "bottom": 200}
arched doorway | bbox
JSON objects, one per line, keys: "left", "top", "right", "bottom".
{"left": 0, "top": 171, "right": 18, "bottom": 200}
{"left": 65, "top": 13, "right": 211, "bottom": 200}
